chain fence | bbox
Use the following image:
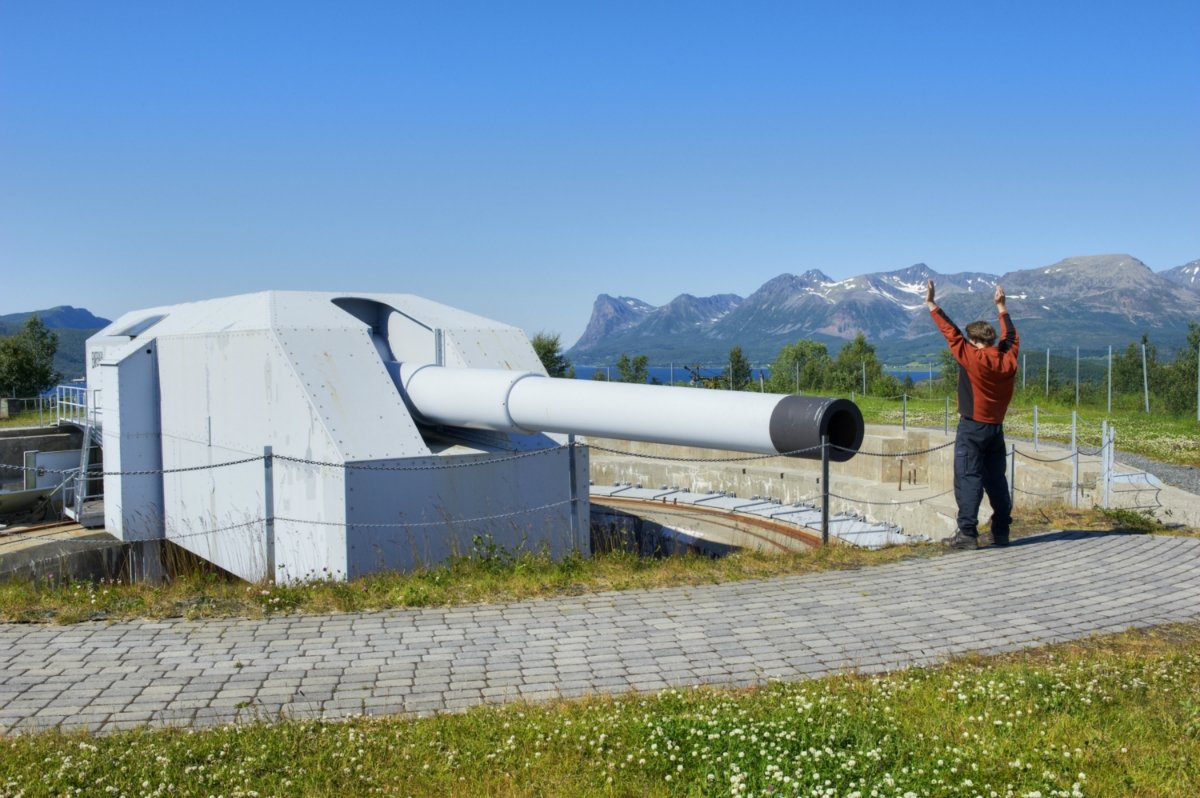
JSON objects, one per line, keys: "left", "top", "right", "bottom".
{"left": 0, "top": 424, "right": 1160, "bottom": 562}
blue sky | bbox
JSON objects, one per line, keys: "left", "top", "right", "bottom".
{"left": 2, "top": 1, "right": 1197, "bottom": 346}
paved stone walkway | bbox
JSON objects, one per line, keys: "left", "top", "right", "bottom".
{"left": 1, "top": 531, "right": 1198, "bottom": 736}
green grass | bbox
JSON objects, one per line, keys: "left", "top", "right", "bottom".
{"left": 0, "top": 507, "right": 1187, "bottom": 626}
{"left": 1, "top": 623, "right": 1197, "bottom": 797}
{"left": 0, "top": 406, "right": 56, "bottom": 429}
{"left": 854, "top": 393, "right": 1200, "bottom": 467}
{"left": 0, "top": 541, "right": 937, "bottom": 625}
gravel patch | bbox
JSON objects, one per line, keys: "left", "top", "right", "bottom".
{"left": 1114, "top": 450, "right": 1200, "bottom": 496}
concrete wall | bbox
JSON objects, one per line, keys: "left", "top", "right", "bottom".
{"left": 584, "top": 424, "right": 1132, "bottom": 541}
{"left": 0, "top": 427, "right": 84, "bottom": 493}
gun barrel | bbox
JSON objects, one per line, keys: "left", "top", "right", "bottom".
{"left": 398, "top": 365, "right": 863, "bottom": 461}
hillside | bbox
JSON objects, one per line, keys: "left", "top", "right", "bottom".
{"left": 0, "top": 306, "right": 111, "bottom": 383}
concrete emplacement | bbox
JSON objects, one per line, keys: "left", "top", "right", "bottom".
{"left": 585, "top": 423, "right": 1200, "bottom": 540}
{"left": 71, "top": 290, "right": 865, "bottom": 584}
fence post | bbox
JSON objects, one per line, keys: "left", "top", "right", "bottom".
{"left": 1071, "top": 411, "right": 1079, "bottom": 509}
{"left": 821, "top": 434, "right": 830, "bottom": 546}
{"left": 1101, "top": 421, "right": 1110, "bottom": 509}
{"left": 1075, "top": 347, "right": 1080, "bottom": 406}
{"left": 1045, "top": 348, "right": 1050, "bottom": 398}
{"left": 902, "top": 394, "right": 907, "bottom": 430}
{"left": 263, "top": 446, "right": 275, "bottom": 581}
{"left": 1107, "top": 345, "right": 1112, "bottom": 415}
{"left": 1033, "top": 405, "right": 1039, "bottom": 451}
{"left": 944, "top": 396, "right": 949, "bottom": 435}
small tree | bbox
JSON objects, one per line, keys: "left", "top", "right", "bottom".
{"left": 531, "top": 332, "right": 572, "bottom": 378}
{"left": 1112, "top": 334, "right": 1160, "bottom": 399}
{"left": 830, "top": 333, "right": 896, "bottom": 396}
{"left": 1160, "top": 322, "right": 1200, "bottom": 415}
{"left": 765, "top": 340, "right": 831, "bottom": 394}
{"left": 935, "top": 348, "right": 959, "bottom": 396}
{"left": 615, "top": 353, "right": 649, "bottom": 384}
{"left": 0, "top": 315, "right": 61, "bottom": 396}
{"left": 726, "top": 345, "right": 753, "bottom": 391}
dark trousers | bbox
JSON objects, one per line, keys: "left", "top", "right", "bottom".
{"left": 953, "top": 418, "right": 1012, "bottom": 538}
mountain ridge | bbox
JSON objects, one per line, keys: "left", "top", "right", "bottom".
{"left": 0, "top": 306, "right": 112, "bottom": 382}
{"left": 568, "top": 254, "right": 1200, "bottom": 364}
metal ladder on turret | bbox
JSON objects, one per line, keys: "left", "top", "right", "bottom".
{"left": 63, "top": 422, "right": 105, "bottom": 527}
{"left": 57, "top": 383, "right": 107, "bottom": 528}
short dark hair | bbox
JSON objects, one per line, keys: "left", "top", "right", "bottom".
{"left": 965, "top": 321, "right": 997, "bottom": 347}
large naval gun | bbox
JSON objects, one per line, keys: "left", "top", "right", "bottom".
{"left": 86, "top": 291, "right": 863, "bottom": 582}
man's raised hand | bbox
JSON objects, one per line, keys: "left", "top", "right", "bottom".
{"left": 925, "top": 280, "right": 936, "bottom": 306}
{"left": 994, "top": 285, "right": 1006, "bottom": 306}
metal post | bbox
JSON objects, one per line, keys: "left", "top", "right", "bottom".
{"left": 669, "top": 362, "right": 673, "bottom": 385}
{"left": 1101, "top": 420, "right": 1110, "bottom": 509}
{"left": 902, "top": 393, "right": 907, "bottom": 430}
{"left": 567, "top": 434, "right": 580, "bottom": 549}
{"left": 1071, "top": 410, "right": 1079, "bottom": 508}
{"left": 861, "top": 360, "right": 866, "bottom": 395}
{"left": 1033, "top": 404, "right": 1039, "bottom": 451}
{"left": 1075, "top": 347, "right": 1080, "bottom": 406}
{"left": 263, "top": 446, "right": 275, "bottom": 580}
{"left": 1045, "top": 348, "right": 1050, "bottom": 397}
{"left": 1106, "top": 425, "right": 1116, "bottom": 509}
{"left": 820, "top": 434, "right": 830, "bottom": 546}
{"left": 1107, "top": 345, "right": 1112, "bottom": 415}
{"left": 929, "top": 360, "right": 933, "bottom": 396}
{"left": 1022, "top": 352, "right": 1027, "bottom": 390}
{"left": 1141, "top": 343, "right": 1150, "bottom": 414}
{"left": 795, "top": 362, "right": 799, "bottom": 394}
{"left": 944, "top": 396, "right": 949, "bottom": 435}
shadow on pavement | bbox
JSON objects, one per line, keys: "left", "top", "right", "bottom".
{"left": 1001, "top": 528, "right": 1149, "bottom": 547}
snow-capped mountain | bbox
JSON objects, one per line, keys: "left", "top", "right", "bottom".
{"left": 567, "top": 254, "right": 1200, "bottom": 363}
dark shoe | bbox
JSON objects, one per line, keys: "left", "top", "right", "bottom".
{"left": 945, "top": 534, "right": 978, "bottom": 550}
{"left": 991, "top": 534, "right": 1010, "bottom": 547}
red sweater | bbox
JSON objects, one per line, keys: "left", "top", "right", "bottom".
{"left": 931, "top": 307, "right": 1019, "bottom": 424}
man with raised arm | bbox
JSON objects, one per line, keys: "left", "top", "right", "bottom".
{"left": 925, "top": 280, "right": 1020, "bottom": 549}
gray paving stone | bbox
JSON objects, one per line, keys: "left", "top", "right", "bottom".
{"left": 0, "top": 533, "right": 1197, "bottom": 735}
